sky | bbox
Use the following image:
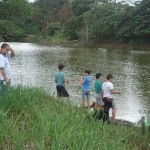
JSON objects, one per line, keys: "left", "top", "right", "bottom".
{"left": 28, "top": 0, "right": 35, "bottom": 2}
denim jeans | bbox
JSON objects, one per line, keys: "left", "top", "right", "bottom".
{"left": 0, "top": 80, "right": 5, "bottom": 96}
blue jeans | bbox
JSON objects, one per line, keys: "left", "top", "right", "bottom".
{"left": 82, "top": 90, "right": 90, "bottom": 101}
{"left": 0, "top": 80, "right": 5, "bottom": 96}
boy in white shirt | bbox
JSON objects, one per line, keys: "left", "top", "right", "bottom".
{"left": 102, "top": 74, "right": 121, "bottom": 122}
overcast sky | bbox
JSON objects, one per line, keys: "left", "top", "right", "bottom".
{"left": 28, "top": 0, "right": 35, "bottom": 2}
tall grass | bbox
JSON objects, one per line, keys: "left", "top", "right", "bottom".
{"left": 0, "top": 86, "right": 149, "bottom": 150}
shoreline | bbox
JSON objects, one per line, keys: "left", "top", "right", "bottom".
{"left": 22, "top": 35, "right": 150, "bottom": 51}
{"left": 1, "top": 34, "right": 149, "bottom": 50}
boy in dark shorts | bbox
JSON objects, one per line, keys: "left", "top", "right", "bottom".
{"left": 102, "top": 74, "right": 121, "bottom": 122}
{"left": 55, "top": 64, "right": 70, "bottom": 101}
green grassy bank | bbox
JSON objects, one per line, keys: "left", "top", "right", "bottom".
{"left": 0, "top": 87, "right": 149, "bottom": 150}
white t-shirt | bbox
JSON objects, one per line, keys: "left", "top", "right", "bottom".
{"left": 102, "top": 81, "right": 114, "bottom": 98}
{"left": 0, "top": 53, "right": 12, "bottom": 80}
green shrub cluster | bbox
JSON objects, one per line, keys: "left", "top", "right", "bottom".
{"left": 0, "top": 0, "right": 149, "bottom": 44}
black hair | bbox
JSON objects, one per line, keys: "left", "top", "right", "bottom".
{"left": 85, "top": 70, "right": 92, "bottom": 75}
{"left": 106, "top": 74, "right": 113, "bottom": 80}
{"left": 1, "top": 43, "right": 8, "bottom": 50}
{"left": 96, "top": 73, "right": 102, "bottom": 79}
{"left": 58, "top": 64, "right": 65, "bottom": 70}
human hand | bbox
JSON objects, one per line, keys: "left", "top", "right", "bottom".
{"left": 6, "top": 81, "right": 10, "bottom": 86}
{"left": 67, "top": 79, "right": 71, "bottom": 84}
{"left": 7, "top": 45, "right": 12, "bottom": 51}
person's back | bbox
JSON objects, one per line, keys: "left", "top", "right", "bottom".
{"left": 95, "top": 80, "right": 103, "bottom": 94}
{"left": 102, "top": 74, "right": 121, "bottom": 122}
{"left": 102, "top": 81, "right": 113, "bottom": 98}
{"left": 95, "top": 73, "right": 103, "bottom": 105}
{"left": 55, "top": 64, "right": 70, "bottom": 100}
{"left": 80, "top": 70, "right": 92, "bottom": 108}
{"left": 55, "top": 71, "right": 65, "bottom": 87}
{"left": 83, "top": 76, "right": 92, "bottom": 91}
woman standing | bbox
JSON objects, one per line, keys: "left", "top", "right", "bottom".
{"left": 80, "top": 70, "right": 92, "bottom": 108}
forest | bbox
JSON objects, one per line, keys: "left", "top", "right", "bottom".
{"left": 0, "top": 0, "right": 149, "bottom": 44}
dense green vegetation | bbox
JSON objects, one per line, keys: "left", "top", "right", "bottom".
{"left": 0, "top": 86, "right": 149, "bottom": 149}
{"left": 0, "top": 0, "right": 149, "bottom": 44}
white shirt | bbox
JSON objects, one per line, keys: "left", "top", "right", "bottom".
{"left": 0, "top": 53, "right": 12, "bottom": 80}
{"left": 102, "top": 81, "right": 114, "bottom": 98}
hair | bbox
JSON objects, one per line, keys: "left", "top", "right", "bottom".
{"left": 1, "top": 43, "right": 8, "bottom": 50}
{"left": 90, "top": 102, "right": 97, "bottom": 108}
{"left": 90, "top": 102, "right": 100, "bottom": 109}
{"left": 106, "top": 74, "right": 113, "bottom": 80}
{"left": 85, "top": 70, "right": 92, "bottom": 75}
{"left": 58, "top": 64, "right": 65, "bottom": 70}
{"left": 95, "top": 73, "right": 101, "bottom": 79}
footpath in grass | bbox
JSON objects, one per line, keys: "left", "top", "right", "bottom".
{"left": 0, "top": 86, "right": 149, "bottom": 150}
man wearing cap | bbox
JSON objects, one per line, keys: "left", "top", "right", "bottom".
{"left": 0, "top": 43, "right": 15, "bottom": 95}
{"left": 55, "top": 64, "right": 70, "bottom": 101}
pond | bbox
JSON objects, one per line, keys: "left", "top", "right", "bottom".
{"left": 2, "top": 42, "right": 150, "bottom": 123}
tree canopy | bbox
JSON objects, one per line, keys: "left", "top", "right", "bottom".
{"left": 0, "top": 0, "right": 149, "bottom": 43}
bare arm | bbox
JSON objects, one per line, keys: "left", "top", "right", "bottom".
{"left": 64, "top": 79, "right": 69, "bottom": 84}
{"left": 7, "top": 45, "right": 15, "bottom": 57}
{"left": 80, "top": 76, "right": 85, "bottom": 85}
{"left": 1, "top": 68, "right": 9, "bottom": 83}
{"left": 110, "top": 89, "right": 121, "bottom": 94}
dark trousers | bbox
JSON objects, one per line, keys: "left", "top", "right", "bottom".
{"left": 0, "top": 80, "right": 5, "bottom": 96}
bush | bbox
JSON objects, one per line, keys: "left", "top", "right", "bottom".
{"left": 63, "top": 16, "right": 83, "bottom": 40}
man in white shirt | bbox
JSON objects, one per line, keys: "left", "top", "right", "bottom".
{"left": 0, "top": 43, "right": 15, "bottom": 94}
{"left": 102, "top": 74, "right": 121, "bottom": 122}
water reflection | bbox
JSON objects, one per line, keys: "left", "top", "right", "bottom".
{"left": 2, "top": 42, "right": 150, "bottom": 123}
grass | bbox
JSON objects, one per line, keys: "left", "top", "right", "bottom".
{"left": 0, "top": 86, "right": 149, "bottom": 150}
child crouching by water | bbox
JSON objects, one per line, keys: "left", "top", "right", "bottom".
{"left": 80, "top": 70, "right": 92, "bottom": 108}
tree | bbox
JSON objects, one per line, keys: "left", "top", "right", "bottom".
{"left": 63, "top": 16, "right": 83, "bottom": 40}
{"left": 71, "top": 0, "right": 93, "bottom": 16}
{"left": 0, "top": 0, "right": 33, "bottom": 41}
{"left": 117, "top": 0, "right": 150, "bottom": 43}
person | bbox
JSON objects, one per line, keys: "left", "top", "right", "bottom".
{"left": 0, "top": 43, "right": 15, "bottom": 95}
{"left": 80, "top": 70, "right": 92, "bottom": 108}
{"left": 102, "top": 74, "right": 121, "bottom": 122}
{"left": 55, "top": 64, "right": 70, "bottom": 101}
{"left": 94, "top": 73, "right": 103, "bottom": 106}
